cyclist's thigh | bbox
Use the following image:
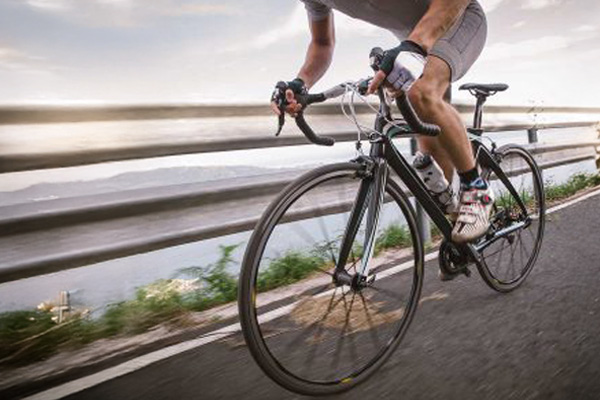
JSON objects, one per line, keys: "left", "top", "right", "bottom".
{"left": 430, "top": 0, "right": 488, "bottom": 82}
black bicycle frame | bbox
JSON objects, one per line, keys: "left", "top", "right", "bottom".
{"left": 334, "top": 86, "right": 530, "bottom": 278}
{"left": 384, "top": 138, "right": 453, "bottom": 239}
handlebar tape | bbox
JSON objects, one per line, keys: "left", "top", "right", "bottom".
{"left": 295, "top": 112, "right": 335, "bottom": 146}
{"left": 296, "top": 93, "right": 326, "bottom": 108}
{"left": 395, "top": 92, "right": 441, "bottom": 137}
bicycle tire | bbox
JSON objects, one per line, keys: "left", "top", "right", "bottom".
{"left": 238, "top": 161, "right": 424, "bottom": 396}
{"left": 476, "top": 145, "right": 546, "bottom": 292}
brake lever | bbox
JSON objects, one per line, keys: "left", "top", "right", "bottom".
{"left": 272, "top": 81, "right": 288, "bottom": 137}
{"left": 357, "top": 78, "right": 372, "bottom": 96}
{"left": 276, "top": 112, "right": 285, "bottom": 136}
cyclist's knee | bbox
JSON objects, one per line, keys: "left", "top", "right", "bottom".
{"left": 408, "top": 81, "right": 444, "bottom": 112}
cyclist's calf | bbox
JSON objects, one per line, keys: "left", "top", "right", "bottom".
{"left": 405, "top": 56, "right": 476, "bottom": 174}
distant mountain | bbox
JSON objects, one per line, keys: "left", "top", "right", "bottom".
{"left": 0, "top": 165, "right": 293, "bottom": 207}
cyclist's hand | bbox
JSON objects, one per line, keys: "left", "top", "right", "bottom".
{"left": 270, "top": 78, "right": 308, "bottom": 118}
{"left": 367, "top": 41, "right": 427, "bottom": 96}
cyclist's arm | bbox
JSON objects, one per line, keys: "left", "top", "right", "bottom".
{"left": 297, "top": 13, "right": 335, "bottom": 89}
{"left": 273, "top": 13, "right": 334, "bottom": 116}
{"left": 408, "top": 0, "right": 470, "bottom": 52}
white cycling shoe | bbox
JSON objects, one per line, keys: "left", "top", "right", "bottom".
{"left": 451, "top": 181, "right": 495, "bottom": 244}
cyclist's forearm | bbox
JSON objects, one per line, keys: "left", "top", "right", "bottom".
{"left": 408, "top": 0, "right": 470, "bottom": 53}
{"left": 297, "top": 42, "right": 335, "bottom": 89}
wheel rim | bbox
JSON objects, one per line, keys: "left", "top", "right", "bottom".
{"left": 245, "top": 165, "right": 422, "bottom": 386}
{"left": 479, "top": 147, "right": 545, "bottom": 287}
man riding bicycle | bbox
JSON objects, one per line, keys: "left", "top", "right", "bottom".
{"left": 270, "top": 0, "right": 493, "bottom": 251}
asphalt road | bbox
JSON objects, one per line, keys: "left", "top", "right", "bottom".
{"left": 55, "top": 193, "right": 600, "bottom": 399}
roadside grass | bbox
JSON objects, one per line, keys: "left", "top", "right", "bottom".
{"left": 0, "top": 310, "right": 100, "bottom": 367}
{"left": 257, "top": 251, "right": 327, "bottom": 292}
{"left": 1, "top": 171, "right": 599, "bottom": 368}
{"left": 375, "top": 224, "right": 412, "bottom": 255}
{"left": 494, "top": 172, "right": 600, "bottom": 212}
{"left": 545, "top": 172, "right": 600, "bottom": 202}
{"left": 495, "top": 189, "right": 535, "bottom": 210}
{"left": 0, "top": 246, "right": 240, "bottom": 367}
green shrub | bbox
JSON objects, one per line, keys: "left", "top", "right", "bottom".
{"left": 545, "top": 173, "right": 600, "bottom": 201}
{"left": 257, "top": 251, "right": 326, "bottom": 292}
{"left": 374, "top": 224, "right": 411, "bottom": 255}
{"left": 179, "top": 244, "right": 239, "bottom": 311}
{"left": 0, "top": 310, "right": 99, "bottom": 366}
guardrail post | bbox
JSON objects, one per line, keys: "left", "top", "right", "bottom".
{"left": 57, "top": 291, "right": 71, "bottom": 324}
{"left": 527, "top": 128, "right": 539, "bottom": 144}
{"left": 527, "top": 128, "right": 544, "bottom": 181}
{"left": 410, "top": 137, "right": 432, "bottom": 244}
{"left": 596, "top": 126, "right": 600, "bottom": 171}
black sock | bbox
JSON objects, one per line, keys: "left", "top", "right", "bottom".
{"left": 458, "top": 167, "right": 480, "bottom": 187}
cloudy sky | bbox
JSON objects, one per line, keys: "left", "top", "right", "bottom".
{"left": 0, "top": 0, "right": 598, "bottom": 106}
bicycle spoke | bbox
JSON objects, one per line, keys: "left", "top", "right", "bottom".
{"left": 329, "top": 291, "right": 357, "bottom": 378}
{"left": 506, "top": 235, "right": 518, "bottom": 280}
{"left": 358, "top": 291, "right": 384, "bottom": 351}
{"left": 519, "top": 229, "right": 532, "bottom": 256}
{"left": 299, "top": 291, "right": 341, "bottom": 377}
{"left": 495, "top": 239, "right": 507, "bottom": 273}
{"left": 281, "top": 289, "right": 339, "bottom": 351}
{"left": 517, "top": 232, "right": 528, "bottom": 273}
{"left": 315, "top": 267, "right": 334, "bottom": 277}
{"left": 368, "top": 285, "right": 404, "bottom": 302}
{"left": 484, "top": 239, "right": 510, "bottom": 261}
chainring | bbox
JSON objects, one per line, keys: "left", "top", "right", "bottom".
{"left": 438, "top": 240, "right": 471, "bottom": 277}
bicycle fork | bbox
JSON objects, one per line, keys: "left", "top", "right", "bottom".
{"left": 334, "top": 157, "right": 388, "bottom": 289}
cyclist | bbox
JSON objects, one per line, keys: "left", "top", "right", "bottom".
{"left": 271, "top": 0, "right": 494, "bottom": 247}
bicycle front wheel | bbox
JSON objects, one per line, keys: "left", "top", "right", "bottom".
{"left": 477, "top": 145, "right": 546, "bottom": 292}
{"left": 238, "top": 161, "right": 423, "bottom": 396}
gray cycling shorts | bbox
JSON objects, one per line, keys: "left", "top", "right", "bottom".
{"left": 302, "top": 0, "right": 487, "bottom": 82}
{"left": 430, "top": 0, "right": 487, "bottom": 82}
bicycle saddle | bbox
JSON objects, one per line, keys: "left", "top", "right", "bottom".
{"left": 459, "top": 83, "right": 509, "bottom": 97}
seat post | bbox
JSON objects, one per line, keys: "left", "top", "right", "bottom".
{"left": 473, "top": 94, "right": 487, "bottom": 130}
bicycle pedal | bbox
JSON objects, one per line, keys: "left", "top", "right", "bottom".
{"left": 366, "top": 274, "right": 376, "bottom": 286}
{"left": 438, "top": 270, "right": 459, "bottom": 282}
{"left": 462, "top": 266, "right": 472, "bottom": 277}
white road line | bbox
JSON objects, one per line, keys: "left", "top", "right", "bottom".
{"left": 546, "top": 187, "right": 600, "bottom": 215}
{"left": 23, "top": 187, "right": 600, "bottom": 400}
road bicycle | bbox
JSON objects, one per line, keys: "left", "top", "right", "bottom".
{"left": 238, "top": 48, "right": 545, "bottom": 396}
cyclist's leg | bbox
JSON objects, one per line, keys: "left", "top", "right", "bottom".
{"left": 409, "top": 57, "right": 475, "bottom": 175}
{"left": 409, "top": 0, "right": 493, "bottom": 244}
{"left": 408, "top": 60, "right": 494, "bottom": 244}
{"left": 416, "top": 87, "right": 453, "bottom": 179}
{"left": 413, "top": 0, "right": 487, "bottom": 181}
{"left": 417, "top": 88, "right": 455, "bottom": 182}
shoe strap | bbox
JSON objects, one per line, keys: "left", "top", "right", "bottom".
{"left": 461, "top": 189, "right": 493, "bottom": 205}
{"left": 461, "top": 190, "right": 479, "bottom": 204}
{"left": 456, "top": 204, "right": 478, "bottom": 224}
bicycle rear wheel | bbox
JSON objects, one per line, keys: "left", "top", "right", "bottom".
{"left": 238, "top": 161, "right": 423, "bottom": 395}
{"left": 477, "top": 145, "right": 546, "bottom": 292}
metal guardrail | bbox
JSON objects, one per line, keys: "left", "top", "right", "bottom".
{"left": 2, "top": 141, "right": 597, "bottom": 236}
{"left": 0, "top": 103, "right": 599, "bottom": 284}
{"left": 1, "top": 120, "right": 598, "bottom": 174}
{"left": 2, "top": 104, "right": 600, "bottom": 125}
